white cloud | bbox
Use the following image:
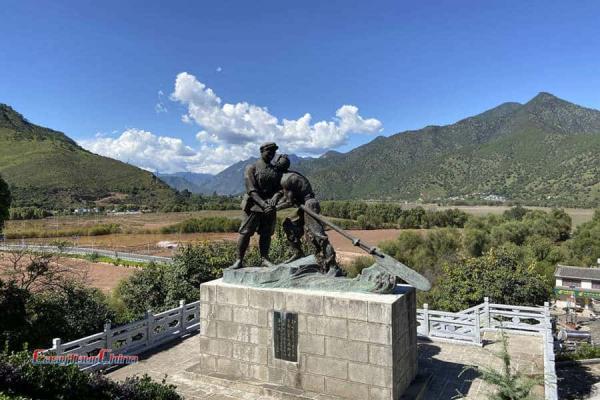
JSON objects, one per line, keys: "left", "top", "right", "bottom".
{"left": 155, "top": 102, "right": 168, "bottom": 113}
{"left": 82, "top": 73, "right": 382, "bottom": 174}
{"left": 80, "top": 129, "right": 236, "bottom": 174}
{"left": 216, "top": 66, "right": 222, "bottom": 73}
{"left": 170, "top": 72, "right": 382, "bottom": 154}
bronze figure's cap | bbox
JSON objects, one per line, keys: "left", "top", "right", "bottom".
{"left": 260, "top": 142, "right": 278, "bottom": 152}
{"left": 274, "top": 154, "right": 290, "bottom": 170}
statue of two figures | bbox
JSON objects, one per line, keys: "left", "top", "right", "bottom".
{"left": 225, "top": 142, "right": 430, "bottom": 294}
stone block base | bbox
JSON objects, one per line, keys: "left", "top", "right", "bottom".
{"left": 199, "top": 279, "right": 417, "bottom": 400}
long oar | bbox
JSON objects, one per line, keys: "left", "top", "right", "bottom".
{"left": 299, "top": 205, "right": 432, "bottom": 291}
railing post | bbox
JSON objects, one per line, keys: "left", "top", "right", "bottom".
{"left": 146, "top": 309, "right": 153, "bottom": 346}
{"left": 179, "top": 299, "right": 186, "bottom": 335}
{"left": 474, "top": 310, "right": 481, "bottom": 344}
{"left": 423, "top": 303, "right": 430, "bottom": 336}
{"left": 484, "top": 297, "right": 490, "bottom": 328}
{"left": 104, "top": 321, "right": 112, "bottom": 350}
{"left": 52, "top": 338, "right": 62, "bottom": 355}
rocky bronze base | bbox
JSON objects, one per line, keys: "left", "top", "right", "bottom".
{"left": 223, "top": 255, "right": 398, "bottom": 294}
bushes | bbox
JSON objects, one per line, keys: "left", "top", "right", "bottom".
{"left": 26, "top": 284, "right": 116, "bottom": 349}
{"left": 557, "top": 343, "right": 600, "bottom": 361}
{"left": 566, "top": 210, "right": 600, "bottom": 266}
{"left": 1, "top": 279, "right": 116, "bottom": 352}
{"left": 343, "top": 256, "right": 374, "bottom": 278}
{"left": 429, "top": 247, "right": 552, "bottom": 312}
{"left": 9, "top": 207, "right": 51, "bottom": 220}
{"left": 0, "top": 350, "right": 181, "bottom": 400}
{"left": 5, "top": 223, "right": 121, "bottom": 239}
{"left": 0, "top": 176, "right": 10, "bottom": 232}
{"left": 113, "top": 227, "right": 300, "bottom": 319}
{"left": 320, "top": 201, "right": 469, "bottom": 229}
{"left": 160, "top": 217, "right": 241, "bottom": 234}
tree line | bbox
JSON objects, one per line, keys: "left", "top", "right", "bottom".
{"left": 320, "top": 201, "right": 469, "bottom": 229}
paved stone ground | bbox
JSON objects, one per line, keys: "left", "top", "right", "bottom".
{"left": 107, "top": 331, "right": 545, "bottom": 400}
{"left": 419, "top": 331, "right": 545, "bottom": 399}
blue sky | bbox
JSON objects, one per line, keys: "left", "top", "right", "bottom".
{"left": 2, "top": 0, "right": 600, "bottom": 173}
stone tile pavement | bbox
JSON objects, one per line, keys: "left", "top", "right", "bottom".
{"left": 107, "top": 331, "right": 546, "bottom": 400}
{"left": 418, "top": 330, "right": 545, "bottom": 399}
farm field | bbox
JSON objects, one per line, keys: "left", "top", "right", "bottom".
{"left": 5, "top": 210, "right": 243, "bottom": 235}
{"left": 4, "top": 229, "right": 420, "bottom": 257}
{"left": 0, "top": 252, "right": 136, "bottom": 293}
{"left": 5, "top": 205, "right": 595, "bottom": 236}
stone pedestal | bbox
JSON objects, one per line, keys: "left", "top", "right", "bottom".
{"left": 199, "top": 279, "right": 417, "bottom": 400}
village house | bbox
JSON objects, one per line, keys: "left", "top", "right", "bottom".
{"left": 555, "top": 264, "right": 600, "bottom": 310}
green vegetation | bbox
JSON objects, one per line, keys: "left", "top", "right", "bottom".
{"left": 0, "top": 175, "right": 10, "bottom": 232}
{"left": 158, "top": 191, "right": 240, "bottom": 213}
{"left": 113, "top": 226, "right": 302, "bottom": 321}
{"left": 557, "top": 343, "right": 600, "bottom": 361}
{"left": 4, "top": 223, "right": 121, "bottom": 239}
{"left": 160, "top": 216, "right": 241, "bottom": 234}
{"left": 344, "top": 256, "right": 374, "bottom": 278}
{"left": 321, "top": 201, "right": 469, "bottom": 229}
{"left": 8, "top": 207, "right": 51, "bottom": 220}
{"left": 297, "top": 93, "right": 600, "bottom": 208}
{"left": 565, "top": 210, "right": 600, "bottom": 266}
{"left": 0, "top": 261, "right": 116, "bottom": 351}
{"left": 0, "top": 350, "right": 181, "bottom": 400}
{"left": 0, "top": 104, "right": 176, "bottom": 209}
{"left": 429, "top": 248, "right": 551, "bottom": 312}
{"left": 379, "top": 206, "right": 585, "bottom": 308}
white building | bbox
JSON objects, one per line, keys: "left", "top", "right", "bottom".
{"left": 555, "top": 265, "right": 600, "bottom": 309}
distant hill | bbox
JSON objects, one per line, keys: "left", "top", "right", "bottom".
{"left": 187, "top": 154, "right": 306, "bottom": 195}
{"left": 299, "top": 92, "right": 600, "bottom": 207}
{"left": 5, "top": 92, "right": 600, "bottom": 209}
{"left": 157, "top": 172, "right": 213, "bottom": 193}
{"left": 0, "top": 104, "right": 176, "bottom": 209}
{"left": 192, "top": 93, "right": 600, "bottom": 207}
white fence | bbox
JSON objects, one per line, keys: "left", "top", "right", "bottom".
{"left": 0, "top": 243, "right": 173, "bottom": 264}
{"left": 44, "top": 300, "right": 200, "bottom": 371}
{"left": 417, "top": 297, "right": 557, "bottom": 400}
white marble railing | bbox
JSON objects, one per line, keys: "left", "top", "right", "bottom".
{"left": 417, "top": 304, "right": 481, "bottom": 345}
{"left": 417, "top": 298, "right": 557, "bottom": 400}
{"left": 44, "top": 300, "right": 200, "bottom": 371}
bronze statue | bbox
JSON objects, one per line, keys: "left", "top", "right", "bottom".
{"left": 273, "top": 154, "right": 341, "bottom": 276}
{"left": 230, "top": 142, "right": 281, "bottom": 269}
{"left": 223, "top": 147, "right": 432, "bottom": 294}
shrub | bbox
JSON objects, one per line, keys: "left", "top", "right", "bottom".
{"left": 343, "top": 256, "right": 374, "bottom": 278}
{"left": 160, "top": 217, "right": 241, "bottom": 234}
{"left": 0, "top": 350, "right": 181, "bottom": 400}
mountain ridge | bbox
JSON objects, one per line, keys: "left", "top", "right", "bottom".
{"left": 187, "top": 92, "right": 600, "bottom": 207}
{"left": 0, "top": 104, "right": 176, "bottom": 209}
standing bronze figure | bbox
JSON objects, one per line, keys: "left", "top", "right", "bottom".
{"left": 273, "top": 154, "right": 341, "bottom": 276}
{"left": 230, "top": 142, "right": 281, "bottom": 269}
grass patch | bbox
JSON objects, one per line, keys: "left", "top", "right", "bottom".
{"left": 160, "top": 217, "right": 241, "bottom": 234}
{"left": 5, "top": 223, "right": 121, "bottom": 239}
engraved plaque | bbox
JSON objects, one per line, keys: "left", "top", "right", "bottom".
{"left": 273, "top": 311, "right": 298, "bottom": 362}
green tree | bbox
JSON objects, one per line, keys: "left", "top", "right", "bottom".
{"left": 0, "top": 175, "right": 10, "bottom": 232}
{"left": 430, "top": 247, "right": 552, "bottom": 312}
{"left": 114, "top": 263, "right": 169, "bottom": 319}
{"left": 566, "top": 210, "right": 600, "bottom": 266}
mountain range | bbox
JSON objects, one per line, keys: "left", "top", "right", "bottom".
{"left": 176, "top": 92, "right": 600, "bottom": 207}
{"left": 2, "top": 92, "right": 600, "bottom": 209}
